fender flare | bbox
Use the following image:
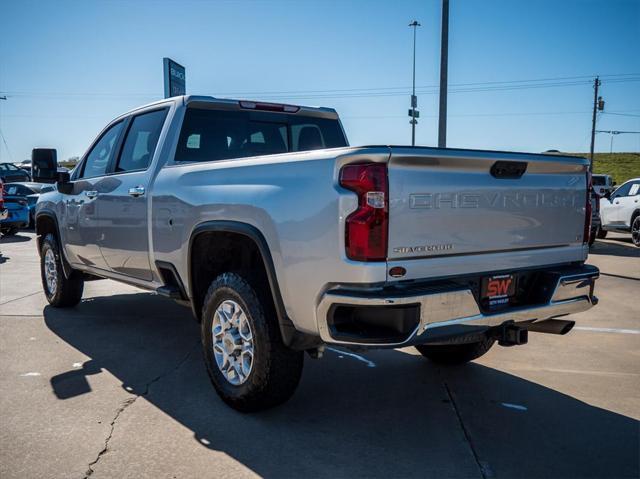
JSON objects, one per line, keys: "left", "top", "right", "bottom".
{"left": 35, "top": 210, "right": 73, "bottom": 279}
{"left": 187, "top": 220, "right": 321, "bottom": 350}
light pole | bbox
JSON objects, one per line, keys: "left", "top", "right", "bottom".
{"left": 596, "top": 130, "right": 640, "bottom": 153}
{"left": 409, "top": 20, "right": 421, "bottom": 146}
{"left": 589, "top": 76, "right": 603, "bottom": 171}
{"left": 438, "top": 0, "right": 449, "bottom": 148}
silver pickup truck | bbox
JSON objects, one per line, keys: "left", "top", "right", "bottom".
{"left": 33, "top": 95, "right": 599, "bottom": 411}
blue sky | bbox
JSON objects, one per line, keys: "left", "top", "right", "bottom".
{"left": 1, "top": 0, "right": 639, "bottom": 163}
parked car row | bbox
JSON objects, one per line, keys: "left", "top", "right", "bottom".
{"left": 0, "top": 162, "right": 31, "bottom": 183}
{"left": 597, "top": 177, "right": 640, "bottom": 247}
{"left": 1, "top": 179, "right": 55, "bottom": 236}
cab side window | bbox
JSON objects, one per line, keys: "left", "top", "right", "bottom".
{"left": 116, "top": 109, "right": 168, "bottom": 173}
{"left": 612, "top": 182, "right": 633, "bottom": 198}
{"left": 80, "top": 121, "right": 124, "bottom": 179}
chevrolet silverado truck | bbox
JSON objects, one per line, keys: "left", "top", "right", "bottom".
{"left": 33, "top": 95, "right": 599, "bottom": 411}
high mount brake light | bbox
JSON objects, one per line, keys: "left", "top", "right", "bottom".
{"left": 584, "top": 171, "right": 593, "bottom": 244}
{"left": 339, "top": 163, "right": 388, "bottom": 261}
{"left": 239, "top": 101, "right": 300, "bottom": 113}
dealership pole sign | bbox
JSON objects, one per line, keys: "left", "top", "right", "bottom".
{"left": 163, "top": 58, "right": 186, "bottom": 98}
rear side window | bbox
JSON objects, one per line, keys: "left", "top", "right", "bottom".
{"left": 175, "top": 108, "right": 347, "bottom": 163}
{"left": 80, "top": 121, "right": 124, "bottom": 179}
{"left": 116, "top": 109, "right": 168, "bottom": 173}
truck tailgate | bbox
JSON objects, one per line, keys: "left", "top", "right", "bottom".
{"left": 387, "top": 147, "right": 589, "bottom": 261}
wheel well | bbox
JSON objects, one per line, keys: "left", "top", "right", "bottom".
{"left": 35, "top": 214, "right": 58, "bottom": 255}
{"left": 632, "top": 209, "right": 640, "bottom": 223}
{"left": 190, "top": 231, "right": 273, "bottom": 321}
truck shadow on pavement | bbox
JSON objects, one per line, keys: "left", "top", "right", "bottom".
{"left": 43, "top": 293, "right": 639, "bottom": 478}
{"left": 590, "top": 239, "right": 640, "bottom": 258}
{"left": 0, "top": 233, "right": 32, "bottom": 244}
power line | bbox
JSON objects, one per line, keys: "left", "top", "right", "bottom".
{"left": 2, "top": 73, "right": 639, "bottom": 101}
{"left": 603, "top": 112, "right": 640, "bottom": 118}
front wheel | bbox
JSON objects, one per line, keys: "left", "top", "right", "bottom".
{"left": 632, "top": 216, "right": 640, "bottom": 247}
{"left": 40, "top": 233, "right": 84, "bottom": 307}
{"left": 415, "top": 336, "right": 495, "bottom": 365}
{"left": 201, "top": 272, "right": 303, "bottom": 412}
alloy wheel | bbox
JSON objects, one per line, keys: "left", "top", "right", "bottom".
{"left": 211, "top": 299, "right": 254, "bottom": 385}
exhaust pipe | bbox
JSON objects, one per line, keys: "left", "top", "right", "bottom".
{"left": 523, "top": 319, "right": 575, "bottom": 335}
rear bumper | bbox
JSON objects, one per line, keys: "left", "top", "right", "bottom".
{"left": 316, "top": 264, "right": 599, "bottom": 347}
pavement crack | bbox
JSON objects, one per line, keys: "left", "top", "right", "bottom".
{"left": 84, "top": 396, "right": 138, "bottom": 478}
{"left": 442, "top": 379, "right": 493, "bottom": 479}
{"left": 83, "top": 342, "right": 198, "bottom": 478}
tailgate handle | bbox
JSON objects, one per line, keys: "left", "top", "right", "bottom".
{"left": 490, "top": 161, "right": 527, "bottom": 179}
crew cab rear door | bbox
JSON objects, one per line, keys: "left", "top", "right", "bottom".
{"left": 96, "top": 107, "right": 169, "bottom": 281}
{"left": 386, "top": 147, "right": 588, "bottom": 261}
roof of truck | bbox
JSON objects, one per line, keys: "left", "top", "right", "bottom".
{"left": 121, "top": 95, "right": 339, "bottom": 120}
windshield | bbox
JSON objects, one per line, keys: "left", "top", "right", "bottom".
{"left": 592, "top": 176, "right": 607, "bottom": 186}
{"left": 0, "top": 163, "right": 21, "bottom": 171}
{"left": 175, "top": 108, "right": 347, "bottom": 163}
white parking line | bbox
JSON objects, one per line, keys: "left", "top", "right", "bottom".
{"left": 574, "top": 326, "right": 640, "bottom": 335}
{"left": 326, "top": 347, "right": 376, "bottom": 368}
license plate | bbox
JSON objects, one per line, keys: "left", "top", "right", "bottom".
{"left": 481, "top": 274, "right": 516, "bottom": 307}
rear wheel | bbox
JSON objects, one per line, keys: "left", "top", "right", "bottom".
{"left": 632, "top": 216, "right": 640, "bottom": 247}
{"left": 40, "top": 233, "right": 84, "bottom": 307}
{"left": 415, "top": 336, "right": 495, "bottom": 365}
{"left": 201, "top": 272, "right": 303, "bottom": 412}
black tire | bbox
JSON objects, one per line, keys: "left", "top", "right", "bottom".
{"left": 632, "top": 215, "right": 640, "bottom": 247}
{"left": 201, "top": 272, "right": 303, "bottom": 412}
{"left": 596, "top": 227, "right": 607, "bottom": 239}
{"left": 415, "top": 336, "right": 495, "bottom": 365}
{"left": 2, "top": 227, "right": 18, "bottom": 237}
{"left": 40, "top": 233, "right": 84, "bottom": 307}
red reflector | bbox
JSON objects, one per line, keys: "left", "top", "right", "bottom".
{"left": 340, "top": 163, "right": 388, "bottom": 261}
{"left": 239, "top": 100, "right": 300, "bottom": 113}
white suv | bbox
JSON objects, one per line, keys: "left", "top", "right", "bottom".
{"left": 599, "top": 177, "right": 640, "bottom": 247}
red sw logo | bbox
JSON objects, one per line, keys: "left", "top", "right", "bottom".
{"left": 486, "top": 277, "right": 513, "bottom": 297}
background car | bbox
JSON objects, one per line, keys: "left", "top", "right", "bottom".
{"left": 3, "top": 182, "right": 55, "bottom": 227}
{"left": 0, "top": 179, "right": 7, "bottom": 222}
{"left": 592, "top": 174, "right": 615, "bottom": 197}
{"left": 598, "top": 177, "right": 640, "bottom": 247}
{"left": 0, "top": 190, "right": 29, "bottom": 236}
{"left": 0, "top": 163, "right": 31, "bottom": 183}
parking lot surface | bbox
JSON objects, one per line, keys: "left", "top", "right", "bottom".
{"left": 1, "top": 231, "right": 638, "bottom": 478}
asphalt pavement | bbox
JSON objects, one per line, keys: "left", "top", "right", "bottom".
{"left": 0, "top": 231, "right": 638, "bottom": 478}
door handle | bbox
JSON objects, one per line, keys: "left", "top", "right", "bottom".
{"left": 128, "top": 186, "right": 145, "bottom": 197}
{"left": 85, "top": 190, "right": 98, "bottom": 199}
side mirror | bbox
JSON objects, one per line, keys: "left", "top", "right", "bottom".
{"left": 56, "top": 171, "right": 73, "bottom": 194}
{"left": 32, "top": 148, "right": 58, "bottom": 183}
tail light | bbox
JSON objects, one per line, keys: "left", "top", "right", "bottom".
{"left": 584, "top": 171, "right": 592, "bottom": 244}
{"left": 339, "top": 163, "right": 388, "bottom": 261}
